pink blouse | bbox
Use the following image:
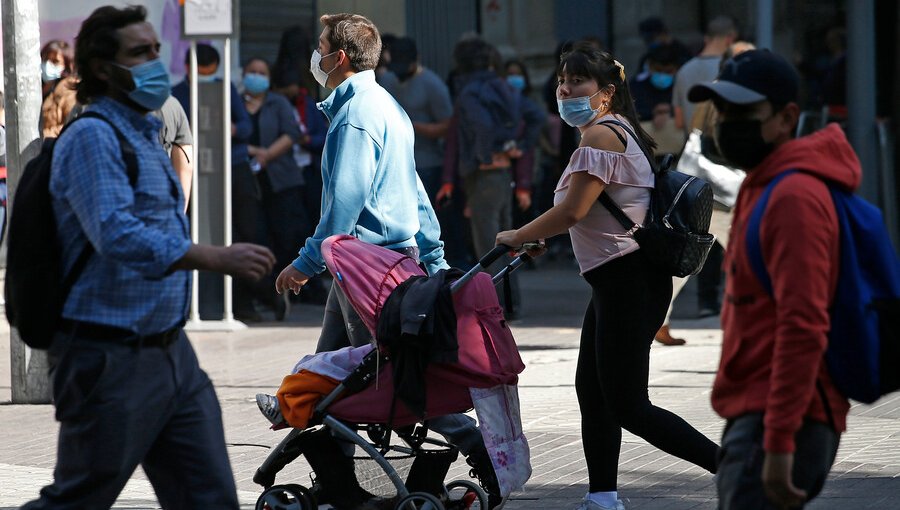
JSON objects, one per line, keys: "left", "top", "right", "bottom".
{"left": 553, "top": 115, "right": 653, "bottom": 274}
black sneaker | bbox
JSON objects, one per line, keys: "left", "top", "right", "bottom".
{"left": 465, "top": 446, "right": 507, "bottom": 509}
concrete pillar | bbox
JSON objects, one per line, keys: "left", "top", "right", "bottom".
{"left": 2, "top": 0, "right": 52, "bottom": 403}
{"left": 755, "top": 0, "right": 773, "bottom": 49}
{"left": 846, "top": 0, "right": 879, "bottom": 203}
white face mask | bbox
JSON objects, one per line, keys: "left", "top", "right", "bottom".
{"left": 41, "top": 60, "right": 65, "bottom": 82}
{"left": 310, "top": 49, "right": 339, "bottom": 88}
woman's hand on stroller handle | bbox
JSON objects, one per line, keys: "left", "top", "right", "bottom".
{"left": 275, "top": 264, "right": 310, "bottom": 295}
{"left": 494, "top": 230, "right": 547, "bottom": 260}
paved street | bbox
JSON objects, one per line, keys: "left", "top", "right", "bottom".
{"left": 1, "top": 263, "right": 899, "bottom": 509}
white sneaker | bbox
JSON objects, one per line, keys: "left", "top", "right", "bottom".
{"left": 575, "top": 497, "right": 625, "bottom": 510}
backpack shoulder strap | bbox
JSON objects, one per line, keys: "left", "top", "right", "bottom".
{"left": 72, "top": 111, "right": 140, "bottom": 186}
{"left": 594, "top": 121, "right": 628, "bottom": 149}
{"left": 745, "top": 170, "right": 799, "bottom": 296}
{"left": 58, "top": 110, "right": 141, "bottom": 291}
{"left": 596, "top": 118, "right": 657, "bottom": 173}
{"left": 593, "top": 119, "right": 649, "bottom": 231}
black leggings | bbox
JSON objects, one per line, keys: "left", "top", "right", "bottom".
{"left": 576, "top": 250, "right": 719, "bottom": 492}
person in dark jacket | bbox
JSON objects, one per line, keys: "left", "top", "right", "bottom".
{"left": 243, "top": 56, "right": 311, "bottom": 321}
{"left": 437, "top": 38, "right": 542, "bottom": 317}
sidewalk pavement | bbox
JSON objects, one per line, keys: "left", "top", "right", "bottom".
{"left": 1, "top": 264, "right": 899, "bottom": 509}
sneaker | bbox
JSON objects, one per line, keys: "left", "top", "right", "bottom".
{"left": 466, "top": 446, "right": 507, "bottom": 509}
{"left": 575, "top": 496, "right": 625, "bottom": 510}
{"left": 256, "top": 393, "right": 286, "bottom": 428}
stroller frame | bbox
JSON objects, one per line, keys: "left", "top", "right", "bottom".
{"left": 254, "top": 244, "right": 529, "bottom": 510}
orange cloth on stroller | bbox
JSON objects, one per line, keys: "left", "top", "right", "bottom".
{"left": 276, "top": 370, "right": 340, "bottom": 429}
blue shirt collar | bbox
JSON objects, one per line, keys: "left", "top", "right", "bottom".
{"left": 317, "top": 70, "right": 377, "bottom": 121}
{"left": 91, "top": 96, "right": 163, "bottom": 137}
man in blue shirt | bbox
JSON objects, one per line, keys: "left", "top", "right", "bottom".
{"left": 271, "top": 13, "right": 506, "bottom": 508}
{"left": 22, "top": 6, "right": 275, "bottom": 509}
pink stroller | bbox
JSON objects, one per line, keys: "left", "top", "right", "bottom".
{"left": 254, "top": 236, "right": 530, "bottom": 510}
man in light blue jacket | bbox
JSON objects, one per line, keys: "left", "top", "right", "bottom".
{"left": 273, "top": 13, "right": 506, "bottom": 509}
{"left": 275, "top": 14, "right": 447, "bottom": 348}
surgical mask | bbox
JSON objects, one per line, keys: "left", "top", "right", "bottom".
{"left": 506, "top": 75, "right": 526, "bottom": 92}
{"left": 196, "top": 74, "right": 217, "bottom": 83}
{"left": 310, "top": 49, "right": 339, "bottom": 88}
{"left": 557, "top": 90, "right": 601, "bottom": 127}
{"left": 243, "top": 73, "right": 270, "bottom": 94}
{"left": 650, "top": 72, "right": 673, "bottom": 90}
{"left": 715, "top": 119, "right": 776, "bottom": 169}
{"left": 113, "top": 58, "right": 171, "bottom": 111}
{"left": 41, "top": 60, "right": 64, "bottom": 82}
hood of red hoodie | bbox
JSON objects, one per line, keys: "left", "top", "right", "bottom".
{"left": 743, "top": 123, "right": 862, "bottom": 192}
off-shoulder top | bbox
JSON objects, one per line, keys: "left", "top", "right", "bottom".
{"left": 553, "top": 114, "right": 654, "bottom": 274}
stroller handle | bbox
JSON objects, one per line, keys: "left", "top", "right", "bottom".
{"left": 479, "top": 244, "right": 514, "bottom": 268}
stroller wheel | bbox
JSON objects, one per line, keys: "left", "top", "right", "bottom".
{"left": 255, "top": 483, "right": 315, "bottom": 510}
{"left": 445, "top": 479, "right": 488, "bottom": 509}
{"left": 395, "top": 491, "right": 446, "bottom": 510}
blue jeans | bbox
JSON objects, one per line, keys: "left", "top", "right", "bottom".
{"left": 23, "top": 330, "right": 239, "bottom": 510}
{"left": 717, "top": 413, "right": 839, "bottom": 509}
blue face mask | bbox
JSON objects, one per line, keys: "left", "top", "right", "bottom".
{"left": 196, "top": 73, "right": 217, "bottom": 83}
{"left": 115, "top": 58, "right": 171, "bottom": 111}
{"left": 506, "top": 75, "right": 526, "bottom": 92}
{"left": 557, "top": 90, "right": 601, "bottom": 127}
{"left": 650, "top": 72, "right": 674, "bottom": 90}
{"left": 243, "top": 73, "right": 270, "bottom": 94}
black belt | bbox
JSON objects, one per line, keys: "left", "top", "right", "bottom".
{"left": 59, "top": 320, "right": 182, "bottom": 348}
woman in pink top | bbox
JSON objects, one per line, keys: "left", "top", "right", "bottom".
{"left": 496, "top": 43, "right": 718, "bottom": 510}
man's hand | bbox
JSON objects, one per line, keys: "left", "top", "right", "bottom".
{"left": 762, "top": 452, "right": 807, "bottom": 509}
{"left": 216, "top": 243, "right": 276, "bottom": 281}
{"left": 275, "top": 264, "right": 311, "bottom": 295}
{"left": 435, "top": 183, "right": 454, "bottom": 205}
{"left": 515, "top": 189, "right": 532, "bottom": 211}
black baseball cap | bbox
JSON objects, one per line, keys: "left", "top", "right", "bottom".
{"left": 688, "top": 49, "right": 799, "bottom": 105}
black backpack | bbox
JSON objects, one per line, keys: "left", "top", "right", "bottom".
{"left": 596, "top": 119, "right": 715, "bottom": 277}
{"left": 5, "top": 111, "right": 138, "bottom": 348}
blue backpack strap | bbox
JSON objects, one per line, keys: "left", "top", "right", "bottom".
{"left": 745, "top": 170, "right": 798, "bottom": 296}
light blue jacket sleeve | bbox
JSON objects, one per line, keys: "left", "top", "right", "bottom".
{"left": 292, "top": 124, "right": 376, "bottom": 276}
{"left": 414, "top": 176, "right": 450, "bottom": 275}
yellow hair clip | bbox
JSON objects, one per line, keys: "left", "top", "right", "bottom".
{"left": 613, "top": 60, "right": 626, "bottom": 81}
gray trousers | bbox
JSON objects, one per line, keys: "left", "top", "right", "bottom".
{"left": 317, "top": 281, "right": 483, "bottom": 456}
{"left": 717, "top": 413, "right": 839, "bottom": 509}
{"left": 24, "top": 330, "right": 239, "bottom": 510}
{"left": 464, "top": 169, "right": 520, "bottom": 311}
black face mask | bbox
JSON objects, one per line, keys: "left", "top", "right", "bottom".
{"left": 389, "top": 62, "right": 414, "bottom": 82}
{"left": 715, "top": 119, "right": 776, "bottom": 169}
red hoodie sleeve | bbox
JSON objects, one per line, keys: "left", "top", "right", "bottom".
{"left": 760, "top": 173, "right": 838, "bottom": 453}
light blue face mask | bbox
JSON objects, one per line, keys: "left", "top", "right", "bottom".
{"left": 650, "top": 72, "right": 674, "bottom": 90}
{"left": 557, "top": 90, "right": 601, "bottom": 127}
{"left": 243, "top": 73, "right": 270, "bottom": 94}
{"left": 506, "top": 75, "right": 526, "bottom": 92}
{"left": 196, "top": 73, "right": 218, "bottom": 84}
{"left": 115, "top": 58, "right": 171, "bottom": 111}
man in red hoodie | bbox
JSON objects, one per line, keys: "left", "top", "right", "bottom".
{"left": 689, "top": 50, "right": 856, "bottom": 509}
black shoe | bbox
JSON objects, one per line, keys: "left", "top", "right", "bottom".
{"left": 235, "top": 308, "right": 263, "bottom": 323}
{"left": 466, "top": 446, "right": 507, "bottom": 509}
{"left": 274, "top": 292, "right": 290, "bottom": 321}
{"left": 697, "top": 305, "right": 720, "bottom": 318}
